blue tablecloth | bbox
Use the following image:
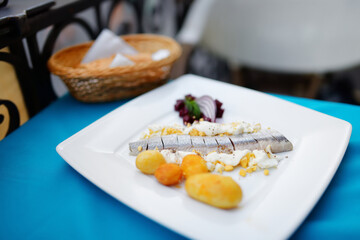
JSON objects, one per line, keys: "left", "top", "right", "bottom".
{"left": 1, "top": 92, "right": 359, "bottom": 239}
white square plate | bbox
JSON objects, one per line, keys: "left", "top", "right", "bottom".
{"left": 57, "top": 74, "right": 352, "bottom": 239}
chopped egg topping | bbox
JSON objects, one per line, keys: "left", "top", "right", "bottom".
{"left": 142, "top": 121, "right": 261, "bottom": 138}
{"left": 239, "top": 169, "right": 247, "bottom": 177}
{"left": 214, "top": 163, "right": 225, "bottom": 174}
{"left": 159, "top": 145, "right": 281, "bottom": 176}
{"left": 160, "top": 150, "right": 196, "bottom": 165}
{"left": 184, "top": 121, "right": 261, "bottom": 136}
{"left": 204, "top": 150, "right": 251, "bottom": 166}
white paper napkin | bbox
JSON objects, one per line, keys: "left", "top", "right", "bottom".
{"left": 109, "top": 53, "right": 134, "bottom": 68}
{"left": 81, "top": 29, "right": 138, "bottom": 64}
{"left": 152, "top": 49, "right": 170, "bottom": 61}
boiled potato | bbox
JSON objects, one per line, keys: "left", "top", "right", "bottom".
{"left": 155, "top": 163, "right": 183, "bottom": 186}
{"left": 181, "top": 155, "right": 208, "bottom": 179}
{"left": 185, "top": 173, "right": 242, "bottom": 209}
{"left": 136, "top": 150, "right": 166, "bottom": 174}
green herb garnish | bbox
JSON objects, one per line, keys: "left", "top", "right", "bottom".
{"left": 184, "top": 96, "right": 201, "bottom": 119}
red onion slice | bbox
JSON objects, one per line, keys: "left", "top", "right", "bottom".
{"left": 196, "top": 95, "right": 216, "bottom": 122}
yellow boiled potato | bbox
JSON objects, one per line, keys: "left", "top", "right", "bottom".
{"left": 185, "top": 173, "right": 242, "bottom": 209}
{"left": 181, "top": 155, "right": 208, "bottom": 179}
{"left": 155, "top": 163, "right": 183, "bottom": 186}
{"left": 136, "top": 150, "right": 166, "bottom": 174}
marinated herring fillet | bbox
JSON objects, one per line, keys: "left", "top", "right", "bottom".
{"left": 129, "top": 130, "right": 292, "bottom": 155}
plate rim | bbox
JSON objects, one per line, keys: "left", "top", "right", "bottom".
{"left": 57, "top": 74, "right": 352, "bottom": 240}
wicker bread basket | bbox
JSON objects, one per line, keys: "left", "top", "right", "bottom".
{"left": 48, "top": 34, "right": 182, "bottom": 102}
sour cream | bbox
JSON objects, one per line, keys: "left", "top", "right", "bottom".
{"left": 204, "top": 150, "right": 250, "bottom": 166}
{"left": 250, "top": 150, "right": 279, "bottom": 169}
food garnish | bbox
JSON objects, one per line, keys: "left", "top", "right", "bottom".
{"left": 131, "top": 97, "right": 293, "bottom": 209}
{"left": 174, "top": 94, "right": 224, "bottom": 124}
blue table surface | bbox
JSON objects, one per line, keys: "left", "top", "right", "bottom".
{"left": 1, "top": 91, "right": 360, "bottom": 239}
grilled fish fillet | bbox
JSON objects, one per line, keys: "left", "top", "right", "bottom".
{"left": 129, "top": 130, "right": 292, "bottom": 155}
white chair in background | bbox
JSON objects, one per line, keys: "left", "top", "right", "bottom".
{"left": 176, "top": 0, "right": 360, "bottom": 98}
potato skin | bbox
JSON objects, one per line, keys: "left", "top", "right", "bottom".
{"left": 185, "top": 173, "right": 242, "bottom": 209}
{"left": 155, "top": 163, "right": 183, "bottom": 186}
{"left": 136, "top": 150, "right": 166, "bottom": 174}
{"left": 181, "top": 155, "right": 208, "bottom": 179}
